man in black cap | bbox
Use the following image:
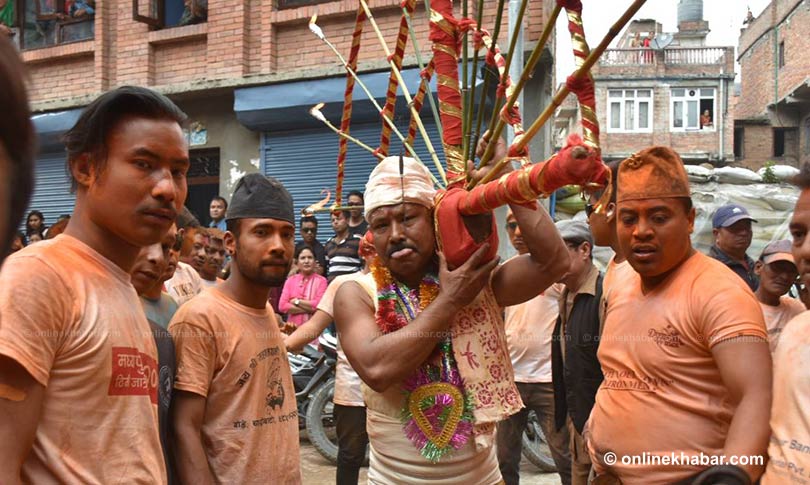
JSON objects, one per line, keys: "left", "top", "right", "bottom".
{"left": 709, "top": 203, "right": 758, "bottom": 291}
{"left": 171, "top": 173, "right": 302, "bottom": 484}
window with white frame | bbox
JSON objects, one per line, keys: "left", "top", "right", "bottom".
{"left": 671, "top": 88, "right": 715, "bottom": 131}
{"left": 607, "top": 89, "right": 653, "bottom": 133}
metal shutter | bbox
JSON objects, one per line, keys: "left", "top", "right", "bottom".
{"left": 263, "top": 120, "right": 445, "bottom": 228}
{"left": 25, "top": 154, "right": 75, "bottom": 230}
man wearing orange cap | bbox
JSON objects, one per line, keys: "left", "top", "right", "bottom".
{"left": 760, "top": 163, "right": 810, "bottom": 485}
{"left": 586, "top": 147, "right": 771, "bottom": 484}
{"left": 753, "top": 239, "right": 805, "bottom": 352}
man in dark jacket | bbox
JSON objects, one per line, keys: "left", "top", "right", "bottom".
{"left": 709, "top": 203, "right": 758, "bottom": 290}
{"left": 551, "top": 220, "right": 604, "bottom": 485}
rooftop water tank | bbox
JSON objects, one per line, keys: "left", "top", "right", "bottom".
{"left": 678, "top": 0, "right": 703, "bottom": 23}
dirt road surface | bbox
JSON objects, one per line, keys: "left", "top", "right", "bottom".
{"left": 300, "top": 437, "right": 563, "bottom": 484}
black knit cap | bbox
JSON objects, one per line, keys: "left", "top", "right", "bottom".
{"left": 225, "top": 173, "right": 294, "bottom": 225}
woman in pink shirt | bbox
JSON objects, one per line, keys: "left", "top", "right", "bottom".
{"left": 279, "top": 246, "right": 328, "bottom": 327}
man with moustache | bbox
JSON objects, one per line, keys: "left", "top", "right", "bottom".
{"left": 760, "top": 163, "right": 810, "bottom": 484}
{"left": 752, "top": 239, "right": 805, "bottom": 352}
{"left": 0, "top": 85, "right": 188, "bottom": 484}
{"left": 709, "top": 203, "right": 759, "bottom": 291}
{"left": 333, "top": 146, "right": 604, "bottom": 482}
{"left": 171, "top": 174, "right": 301, "bottom": 484}
{"left": 587, "top": 147, "right": 771, "bottom": 485}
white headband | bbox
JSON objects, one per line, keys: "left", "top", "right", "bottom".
{"left": 364, "top": 156, "right": 436, "bottom": 221}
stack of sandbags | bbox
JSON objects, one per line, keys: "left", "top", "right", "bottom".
{"left": 713, "top": 166, "right": 763, "bottom": 184}
{"left": 757, "top": 164, "right": 800, "bottom": 182}
{"left": 690, "top": 181, "right": 798, "bottom": 258}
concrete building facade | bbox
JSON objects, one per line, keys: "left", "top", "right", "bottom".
{"left": 584, "top": 0, "right": 735, "bottom": 165}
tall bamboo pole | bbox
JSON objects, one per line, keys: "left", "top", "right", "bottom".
{"left": 472, "top": 0, "right": 649, "bottom": 188}
{"left": 360, "top": 0, "right": 448, "bottom": 185}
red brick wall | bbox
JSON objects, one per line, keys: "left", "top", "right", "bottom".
{"left": 25, "top": 0, "right": 554, "bottom": 107}
{"left": 152, "top": 39, "right": 209, "bottom": 86}
{"left": 25, "top": 48, "right": 96, "bottom": 102}
{"left": 737, "top": 0, "right": 810, "bottom": 119}
{"left": 739, "top": 125, "right": 774, "bottom": 169}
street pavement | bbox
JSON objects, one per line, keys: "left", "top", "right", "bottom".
{"left": 300, "top": 437, "right": 563, "bottom": 484}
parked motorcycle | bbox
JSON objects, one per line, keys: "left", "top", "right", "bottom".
{"left": 289, "top": 331, "right": 339, "bottom": 464}
{"left": 522, "top": 410, "right": 558, "bottom": 472}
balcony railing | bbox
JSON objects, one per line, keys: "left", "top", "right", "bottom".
{"left": 598, "top": 47, "right": 730, "bottom": 67}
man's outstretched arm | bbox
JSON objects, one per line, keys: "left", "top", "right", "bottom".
{"left": 491, "top": 202, "right": 570, "bottom": 307}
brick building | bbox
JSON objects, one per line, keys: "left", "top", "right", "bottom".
{"left": 8, "top": 0, "right": 556, "bottom": 226}
{"left": 734, "top": 0, "right": 810, "bottom": 170}
{"left": 562, "top": 0, "right": 735, "bottom": 165}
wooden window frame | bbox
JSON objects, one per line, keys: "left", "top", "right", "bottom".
{"left": 277, "top": 0, "right": 333, "bottom": 10}
{"left": 132, "top": 0, "right": 163, "bottom": 27}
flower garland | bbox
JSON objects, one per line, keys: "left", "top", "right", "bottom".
{"left": 370, "top": 260, "right": 440, "bottom": 334}
{"left": 369, "top": 259, "right": 473, "bottom": 463}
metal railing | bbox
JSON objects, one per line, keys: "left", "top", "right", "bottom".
{"left": 598, "top": 47, "right": 730, "bottom": 66}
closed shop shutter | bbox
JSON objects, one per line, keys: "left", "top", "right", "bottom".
{"left": 263, "top": 121, "right": 445, "bottom": 228}
{"left": 25, "top": 153, "right": 75, "bottom": 231}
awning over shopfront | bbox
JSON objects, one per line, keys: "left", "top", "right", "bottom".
{"left": 234, "top": 65, "right": 483, "bottom": 132}
{"left": 31, "top": 108, "right": 83, "bottom": 153}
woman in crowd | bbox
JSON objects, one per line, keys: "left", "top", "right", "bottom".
{"left": 25, "top": 210, "right": 46, "bottom": 239}
{"left": 279, "top": 246, "right": 328, "bottom": 329}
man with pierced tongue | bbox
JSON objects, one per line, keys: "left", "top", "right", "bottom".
{"left": 334, "top": 152, "right": 579, "bottom": 484}
{"left": 586, "top": 147, "right": 771, "bottom": 485}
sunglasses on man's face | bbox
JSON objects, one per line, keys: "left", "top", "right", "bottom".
{"left": 585, "top": 203, "right": 595, "bottom": 217}
{"left": 302, "top": 228, "right": 317, "bottom": 234}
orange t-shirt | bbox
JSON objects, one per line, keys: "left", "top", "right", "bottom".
{"left": 169, "top": 287, "right": 301, "bottom": 484}
{"left": 760, "top": 296, "right": 805, "bottom": 352}
{"left": 588, "top": 252, "right": 768, "bottom": 484}
{"left": 0, "top": 235, "right": 166, "bottom": 484}
{"left": 761, "top": 310, "right": 810, "bottom": 484}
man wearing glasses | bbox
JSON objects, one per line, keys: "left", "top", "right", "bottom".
{"left": 296, "top": 215, "right": 327, "bottom": 276}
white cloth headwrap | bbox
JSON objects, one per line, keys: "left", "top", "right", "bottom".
{"left": 364, "top": 156, "right": 436, "bottom": 221}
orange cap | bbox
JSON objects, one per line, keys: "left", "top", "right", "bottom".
{"left": 617, "top": 146, "right": 690, "bottom": 203}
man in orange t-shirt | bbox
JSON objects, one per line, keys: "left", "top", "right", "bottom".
{"left": 0, "top": 86, "right": 189, "bottom": 483}
{"left": 586, "top": 160, "right": 633, "bottom": 303}
{"left": 586, "top": 147, "right": 771, "bottom": 485}
{"left": 171, "top": 173, "right": 302, "bottom": 484}
{"left": 753, "top": 239, "right": 806, "bottom": 352}
{"left": 760, "top": 164, "right": 810, "bottom": 485}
